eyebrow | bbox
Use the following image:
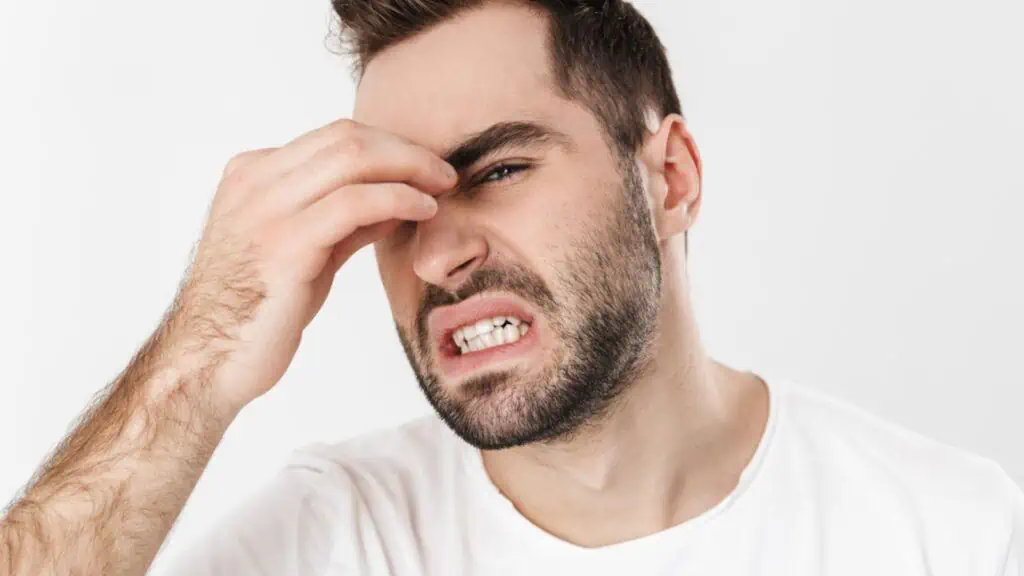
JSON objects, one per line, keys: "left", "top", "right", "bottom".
{"left": 441, "top": 121, "right": 577, "bottom": 176}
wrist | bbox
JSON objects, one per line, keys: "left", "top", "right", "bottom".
{"left": 132, "top": 327, "right": 244, "bottom": 432}
{"left": 140, "top": 354, "right": 241, "bottom": 429}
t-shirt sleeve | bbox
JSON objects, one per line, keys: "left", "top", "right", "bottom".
{"left": 998, "top": 469, "right": 1024, "bottom": 576}
{"left": 155, "top": 463, "right": 347, "bottom": 576}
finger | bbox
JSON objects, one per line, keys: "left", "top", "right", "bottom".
{"left": 288, "top": 182, "right": 437, "bottom": 250}
{"left": 248, "top": 118, "right": 365, "bottom": 181}
{"left": 328, "top": 220, "right": 401, "bottom": 273}
{"left": 256, "top": 133, "right": 456, "bottom": 219}
{"left": 243, "top": 120, "right": 455, "bottom": 204}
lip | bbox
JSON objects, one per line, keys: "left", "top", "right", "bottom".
{"left": 427, "top": 293, "right": 541, "bottom": 381}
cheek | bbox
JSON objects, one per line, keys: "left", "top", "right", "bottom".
{"left": 483, "top": 173, "right": 592, "bottom": 260}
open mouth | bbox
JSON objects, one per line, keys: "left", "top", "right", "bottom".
{"left": 429, "top": 295, "right": 542, "bottom": 378}
{"left": 452, "top": 315, "right": 532, "bottom": 355}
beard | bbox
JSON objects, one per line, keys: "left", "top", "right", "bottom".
{"left": 396, "top": 160, "right": 663, "bottom": 450}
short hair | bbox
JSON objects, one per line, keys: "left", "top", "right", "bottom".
{"left": 327, "top": 0, "right": 679, "bottom": 157}
{"left": 328, "top": 0, "right": 688, "bottom": 254}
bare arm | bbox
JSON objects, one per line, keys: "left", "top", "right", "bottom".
{"left": 0, "top": 118, "right": 457, "bottom": 576}
{"left": 0, "top": 297, "right": 242, "bottom": 576}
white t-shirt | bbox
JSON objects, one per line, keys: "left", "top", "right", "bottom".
{"left": 164, "top": 374, "right": 1024, "bottom": 575}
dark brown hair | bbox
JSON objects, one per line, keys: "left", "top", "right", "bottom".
{"left": 328, "top": 0, "right": 683, "bottom": 159}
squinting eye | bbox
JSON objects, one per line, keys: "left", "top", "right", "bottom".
{"left": 481, "top": 164, "right": 528, "bottom": 184}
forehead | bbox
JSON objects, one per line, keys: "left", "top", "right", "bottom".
{"left": 353, "top": 3, "right": 579, "bottom": 154}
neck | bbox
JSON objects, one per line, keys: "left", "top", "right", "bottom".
{"left": 480, "top": 243, "right": 770, "bottom": 547}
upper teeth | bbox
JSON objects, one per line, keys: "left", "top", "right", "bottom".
{"left": 454, "top": 316, "right": 530, "bottom": 354}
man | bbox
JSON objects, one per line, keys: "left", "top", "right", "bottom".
{"left": 2, "top": 0, "right": 1022, "bottom": 574}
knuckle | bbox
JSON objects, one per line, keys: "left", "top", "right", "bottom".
{"left": 333, "top": 134, "right": 367, "bottom": 160}
{"left": 223, "top": 151, "right": 254, "bottom": 177}
{"left": 332, "top": 118, "right": 359, "bottom": 136}
{"left": 222, "top": 148, "right": 271, "bottom": 178}
{"left": 215, "top": 171, "right": 252, "bottom": 209}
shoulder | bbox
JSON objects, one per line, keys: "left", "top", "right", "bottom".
{"left": 776, "top": 377, "right": 1010, "bottom": 490}
{"left": 770, "top": 377, "right": 1022, "bottom": 566}
{"left": 160, "top": 417, "right": 457, "bottom": 575}
{"left": 288, "top": 414, "right": 452, "bottom": 466}
{"left": 279, "top": 414, "right": 465, "bottom": 511}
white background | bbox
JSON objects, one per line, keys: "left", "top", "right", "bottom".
{"left": 1, "top": 0, "right": 1022, "bottom": 572}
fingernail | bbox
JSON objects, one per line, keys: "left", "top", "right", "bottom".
{"left": 444, "top": 163, "right": 458, "bottom": 181}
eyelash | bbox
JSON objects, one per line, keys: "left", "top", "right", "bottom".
{"left": 473, "top": 162, "right": 530, "bottom": 187}
{"left": 391, "top": 162, "right": 531, "bottom": 241}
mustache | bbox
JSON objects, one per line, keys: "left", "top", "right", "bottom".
{"left": 415, "top": 266, "right": 557, "bottom": 346}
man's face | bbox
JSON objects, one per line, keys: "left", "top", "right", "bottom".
{"left": 355, "top": 4, "right": 662, "bottom": 449}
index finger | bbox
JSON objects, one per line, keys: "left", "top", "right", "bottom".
{"left": 259, "top": 124, "right": 457, "bottom": 217}
{"left": 247, "top": 118, "right": 457, "bottom": 193}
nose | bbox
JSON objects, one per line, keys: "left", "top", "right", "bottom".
{"left": 411, "top": 207, "right": 488, "bottom": 291}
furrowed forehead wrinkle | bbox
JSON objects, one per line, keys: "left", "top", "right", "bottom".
{"left": 441, "top": 121, "right": 577, "bottom": 174}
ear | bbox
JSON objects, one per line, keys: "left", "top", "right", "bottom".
{"left": 638, "top": 114, "right": 703, "bottom": 242}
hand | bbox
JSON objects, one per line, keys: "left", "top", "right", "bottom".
{"left": 166, "top": 118, "right": 456, "bottom": 413}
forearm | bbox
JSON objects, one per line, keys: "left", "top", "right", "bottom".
{"left": 0, "top": 323, "right": 239, "bottom": 576}
{"left": 0, "top": 117, "right": 397, "bottom": 575}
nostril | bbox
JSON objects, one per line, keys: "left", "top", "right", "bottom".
{"left": 448, "top": 256, "right": 477, "bottom": 278}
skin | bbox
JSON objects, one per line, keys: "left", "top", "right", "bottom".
{"left": 358, "top": 3, "right": 769, "bottom": 548}
{"left": 0, "top": 106, "right": 455, "bottom": 575}
{"left": 0, "top": 2, "right": 768, "bottom": 574}
{"left": 393, "top": 127, "right": 665, "bottom": 450}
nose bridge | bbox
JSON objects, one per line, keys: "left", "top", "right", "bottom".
{"left": 412, "top": 203, "right": 487, "bottom": 290}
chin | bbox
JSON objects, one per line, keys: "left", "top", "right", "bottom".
{"left": 429, "top": 366, "right": 572, "bottom": 450}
